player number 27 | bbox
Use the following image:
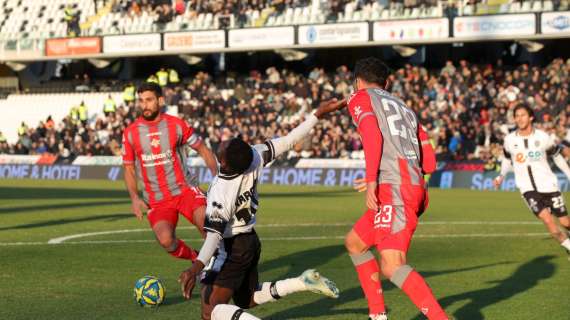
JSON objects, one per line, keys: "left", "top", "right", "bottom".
{"left": 374, "top": 205, "right": 393, "bottom": 225}
{"left": 381, "top": 98, "right": 418, "bottom": 145}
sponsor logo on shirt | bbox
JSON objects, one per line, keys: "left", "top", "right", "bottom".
{"left": 515, "top": 151, "right": 542, "bottom": 163}
{"left": 141, "top": 150, "right": 174, "bottom": 167}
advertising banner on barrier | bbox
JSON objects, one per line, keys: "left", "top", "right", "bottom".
{"left": 229, "top": 27, "right": 295, "bottom": 48}
{"left": 45, "top": 37, "right": 101, "bottom": 56}
{"left": 453, "top": 14, "right": 536, "bottom": 38}
{"left": 1, "top": 38, "right": 44, "bottom": 60}
{"left": 3, "top": 164, "right": 569, "bottom": 190}
{"left": 103, "top": 34, "right": 161, "bottom": 53}
{"left": 541, "top": 11, "right": 570, "bottom": 34}
{"left": 373, "top": 18, "right": 449, "bottom": 41}
{"left": 298, "top": 23, "right": 369, "bottom": 45}
{"left": 163, "top": 30, "right": 225, "bottom": 51}
{"left": 0, "top": 164, "right": 367, "bottom": 185}
{"left": 428, "top": 170, "right": 570, "bottom": 192}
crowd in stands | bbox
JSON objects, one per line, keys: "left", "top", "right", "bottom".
{"left": 2, "top": 58, "right": 570, "bottom": 168}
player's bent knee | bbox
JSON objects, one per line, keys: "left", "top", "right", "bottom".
{"left": 381, "top": 260, "right": 404, "bottom": 279}
{"left": 157, "top": 235, "right": 176, "bottom": 250}
{"left": 344, "top": 230, "right": 366, "bottom": 254}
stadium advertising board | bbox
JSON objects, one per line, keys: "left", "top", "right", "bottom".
{"left": 541, "top": 11, "right": 570, "bottom": 34}
{"left": 373, "top": 18, "right": 449, "bottom": 42}
{"left": 228, "top": 27, "right": 294, "bottom": 48}
{"left": 453, "top": 14, "right": 536, "bottom": 38}
{"left": 1, "top": 38, "right": 43, "bottom": 59}
{"left": 163, "top": 30, "right": 225, "bottom": 51}
{"left": 103, "top": 34, "right": 161, "bottom": 54}
{"left": 2, "top": 164, "right": 570, "bottom": 191}
{"left": 45, "top": 37, "right": 101, "bottom": 56}
{"left": 429, "top": 171, "right": 570, "bottom": 192}
{"left": 298, "top": 23, "right": 369, "bottom": 45}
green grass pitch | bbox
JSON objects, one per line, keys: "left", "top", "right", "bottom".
{"left": 0, "top": 179, "right": 569, "bottom": 319}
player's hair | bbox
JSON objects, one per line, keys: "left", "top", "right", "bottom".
{"left": 513, "top": 103, "right": 534, "bottom": 121}
{"left": 137, "top": 82, "right": 163, "bottom": 98}
{"left": 224, "top": 138, "right": 253, "bottom": 174}
{"left": 353, "top": 57, "right": 390, "bottom": 87}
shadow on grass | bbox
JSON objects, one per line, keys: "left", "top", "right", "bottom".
{"left": 257, "top": 245, "right": 512, "bottom": 319}
{"left": 0, "top": 187, "right": 128, "bottom": 200}
{"left": 409, "top": 255, "right": 556, "bottom": 320}
{"left": 0, "top": 200, "right": 130, "bottom": 215}
{"left": 0, "top": 213, "right": 132, "bottom": 231}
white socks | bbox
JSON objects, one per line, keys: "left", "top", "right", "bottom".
{"left": 211, "top": 304, "right": 261, "bottom": 320}
{"left": 253, "top": 278, "right": 306, "bottom": 305}
{"left": 561, "top": 239, "right": 570, "bottom": 251}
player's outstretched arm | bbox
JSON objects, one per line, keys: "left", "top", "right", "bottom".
{"left": 195, "top": 142, "right": 218, "bottom": 175}
{"left": 268, "top": 98, "right": 346, "bottom": 159}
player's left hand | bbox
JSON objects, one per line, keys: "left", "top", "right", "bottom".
{"left": 314, "top": 98, "right": 347, "bottom": 119}
{"left": 366, "top": 181, "right": 378, "bottom": 211}
{"left": 178, "top": 260, "right": 205, "bottom": 299}
{"left": 353, "top": 178, "right": 367, "bottom": 192}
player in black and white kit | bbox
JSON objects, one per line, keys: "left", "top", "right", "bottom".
{"left": 178, "top": 99, "right": 345, "bottom": 320}
{"left": 494, "top": 104, "right": 570, "bottom": 256}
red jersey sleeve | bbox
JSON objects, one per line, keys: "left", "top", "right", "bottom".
{"left": 180, "top": 120, "right": 202, "bottom": 150}
{"left": 349, "top": 90, "right": 382, "bottom": 183}
{"left": 122, "top": 129, "right": 135, "bottom": 165}
{"left": 418, "top": 125, "right": 436, "bottom": 174}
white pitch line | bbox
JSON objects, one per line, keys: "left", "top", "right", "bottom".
{"left": 0, "top": 232, "right": 551, "bottom": 247}
{"left": 46, "top": 221, "right": 541, "bottom": 244}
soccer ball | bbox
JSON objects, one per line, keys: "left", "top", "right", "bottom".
{"left": 134, "top": 276, "right": 165, "bottom": 307}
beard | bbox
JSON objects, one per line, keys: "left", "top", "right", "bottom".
{"left": 142, "top": 109, "right": 159, "bottom": 121}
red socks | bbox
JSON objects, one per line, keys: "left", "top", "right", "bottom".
{"left": 351, "top": 251, "right": 386, "bottom": 315}
{"left": 168, "top": 239, "right": 198, "bottom": 261}
{"left": 396, "top": 266, "right": 448, "bottom": 320}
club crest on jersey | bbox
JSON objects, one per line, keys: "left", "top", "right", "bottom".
{"left": 150, "top": 138, "right": 161, "bottom": 148}
{"left": 535, "top": 140, "right": 540, "bottom": 147}
{"left": 354, "top": 106, "right": 363, "bottom": 119}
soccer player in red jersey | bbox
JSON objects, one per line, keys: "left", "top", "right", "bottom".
{"left": 122, "top": 82, "right": 218, "bottom": 261}
{"left": 343, "top": 58, "right": 447, "bottom": 320}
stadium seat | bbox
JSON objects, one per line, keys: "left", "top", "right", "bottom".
{"left": 521, "top": 1, "right": 532, "bottom": 12}
{"left": 543, "top": 1, "right": 554, "bottom": 11}
{"left": 531, "top": 1, "right": 543, "bottom": 11}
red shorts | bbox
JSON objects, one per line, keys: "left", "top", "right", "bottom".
{"left": 354, "top": 184, "right": 428, "bottom": 253}
{"left": 147, "top": 187, "right": 206, "bottom": 228}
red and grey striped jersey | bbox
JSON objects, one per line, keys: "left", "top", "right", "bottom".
{"left": 348, "top": 88, "right": 426, "bottom": 186}
{"left": 122, "top": 113, "right": 202, "bottom": 205}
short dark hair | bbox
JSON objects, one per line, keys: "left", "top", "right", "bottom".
{"left": 353, "top": 57, "right": 390, "bottom": 86}
{"left": 137, "top": 82, "right": 163, "bottom": 98}
{"left": 225, "top": 138, "right": 253, "bottom": 174}
{"left": 513, "top": 104, "right": 534, "bottom": 120}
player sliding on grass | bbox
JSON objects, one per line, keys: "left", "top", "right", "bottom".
{"left": 178, "top": 98, "right": 345, "bottom": 320}
{"left": 122, "top": 82, "right": 217, "bottom": 261}
{"left": 494, "top": 104, "right": 570, "bottom": 256}
{"left": 344, "top": 57, "right": 448, "bottom": 320}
